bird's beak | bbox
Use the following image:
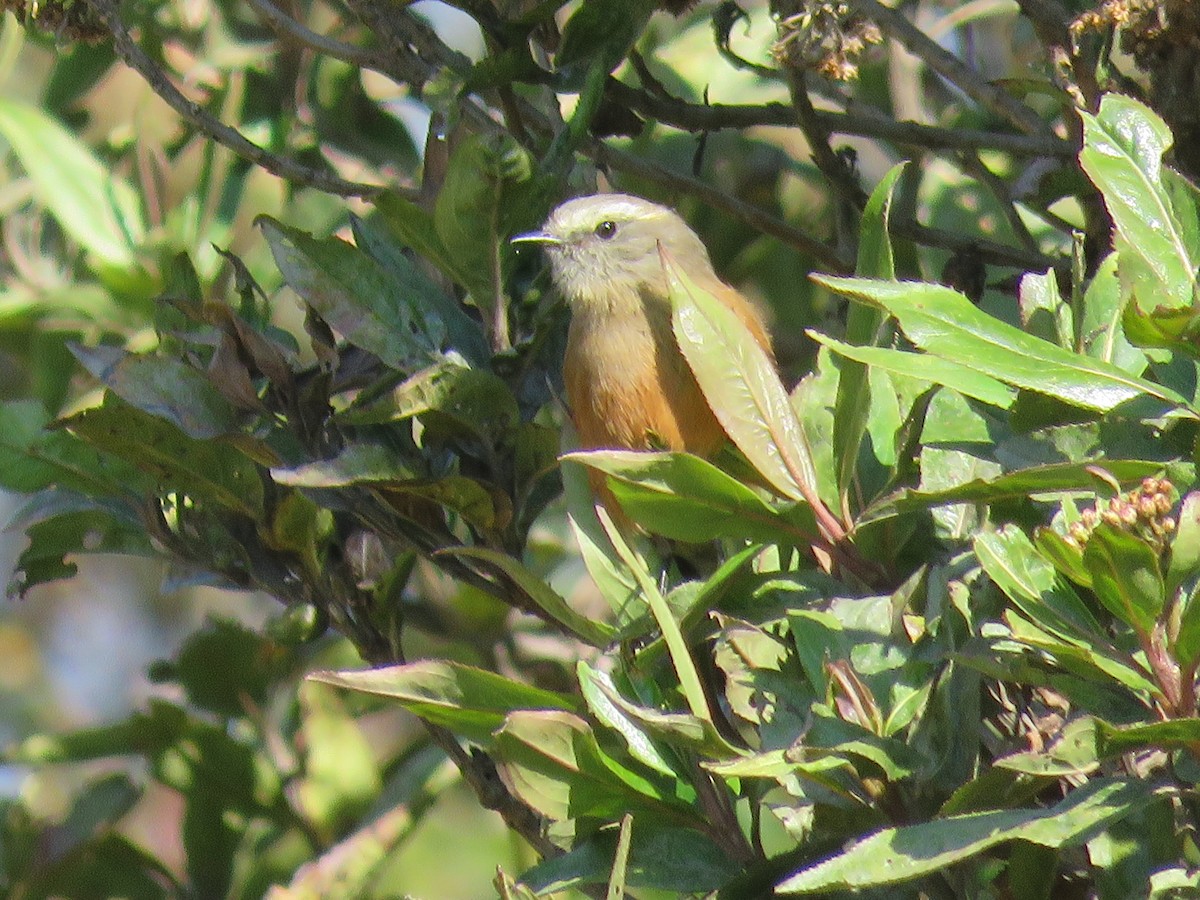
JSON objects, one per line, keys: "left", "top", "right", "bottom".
{"left": 510, "top": 231, "right": 563, "bottom": 246}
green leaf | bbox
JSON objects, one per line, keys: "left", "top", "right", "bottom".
{"left": 519, "top": 825, "right": 738, "bottom": 895}
{"left": 270, "top": 442, "right": 412, "bottom": 487}
{"left": 777, "top": 779, "right": 1155, "bottom": 893}
{"left": 0, "top": 400, "right": 143, "bottom": 496}
{"left": 555, "top": 0, "right": 656, "bottom": 86}
{"left": 342, "top": 359, "right": 517, "bottom": 442}
{"left": 71, "top": 346, "right": 237, "bottom": 440}
{"left": 867, "top": 460, "right": 1163, "bottom": 523}
{"left": 1020, "top": 269, "right": 1073, "bottom": 349}
{"left": 1080, "top": 254, "right": 1147, "bottom": 374}
{"left": 812, "top": 332, "right": 1016, "bottom": 408}
{"left": 62, "top": 395, "right": 264, "bottom": 518}
{"left": 975, "top": 526, "right": 1104, "bottom": 643}
{"left": 562, "top": 450, "right": 816, "bottom": 543}
{"left": 350, "top": 212, "right": 489, "bottom": 365}
{"left": 0, "top": 98, "right": 144, "bottom": 268}
{"left": 830, "top": 163, "right": 906, "bottom": 512}
{"left": 260, "top": 217, "right": 443, "bottom": 369}
{"left": 1079, "top": 95, "right": 1200, "bottom": 314}
{"left": 1167, "top": 491, "right": 1200, "bottom": 597}
{"left": 1083, "top": 523, "right": 1166, "bottom": 637}
{"left": 493, "top": 710, "right": 694, "bottom": 823}
{"left": 372, "top": 191, "right": 472, "bottom": 292}
{"left": 1095, "top": 718, "right": 1200, "bottom": 756}
{"left": 578, "top": 662, "right": 680, "bottom": 778}
{"left": 596, "top": 508, "right": 713, "bottom": 726}
{"left": 433, "top": 133, "right": 546, "bottom": 326}
{"left": 812, "top": 276, "right": 1188, "bottom": 413}
{"left": 666, "top": 251, "right": 821, "bottom": 506}
{"left": 309, "top": 660, "right": 580, "bottom": 746}
{"left": 437, "top": 547, "right": 615, "bottom": 647}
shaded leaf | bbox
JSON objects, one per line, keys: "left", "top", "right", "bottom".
{"left": 1083, "top": 523, "right": 1165, "bottom": 637}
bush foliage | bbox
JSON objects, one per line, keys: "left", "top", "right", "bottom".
{"left": 4, "top": 0, "right": 1200, "bottom": 897}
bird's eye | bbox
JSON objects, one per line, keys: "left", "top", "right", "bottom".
{"left": 594, "top": 220, "right": 618, "bottom": 240}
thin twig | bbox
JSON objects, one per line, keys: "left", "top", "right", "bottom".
{"left": 604, "top": 79, "right": 1073, "bottom": 157}
{"left": 850, "top": 0, "right": 1050, "bottom": 136}
{"left": 86, "top": 0, "right": 392, "bottom": 199}
{"left": 957, "top": 151, "right": 1040, "bottom": 253}
{"left": 245, "top": 0, "right": 379, "bottom": 68}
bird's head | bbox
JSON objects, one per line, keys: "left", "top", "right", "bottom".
{"left": 513, "top": 194, "right": 716, "bottom": 312}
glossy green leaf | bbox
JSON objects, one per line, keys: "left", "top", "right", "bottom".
{"left": 975, "top": 526, "right": 1103, "bottom": 643}
{"left": 563, "top": 450, "right": 815, "bottom": 543}
{"left": 666, "top": 251, "right": 819, "bottom": 505}
{"left": 777, "top": 779, "right": 1154, "bottom": 893}
{"left": 1167, "top": 491, "right": 1200, "bottom": 596}
{"left": 309, "top": 660, "right": 579, "bottom": 746}
{"left": 1083, "top": 523, "right": 1165, "bottom": 637}
{"left": 812, "top": 332, "right": 1016, "bottom": 408}
{"left": 261, "top": 217, "right": 443, "bottom": 369}
{"left": 1079, "top": 95, "right": 1200, "bottom": 314}
{"left": 437, "top": 547, "right": 615, "bottom": 647}
{"left": 812, "top": 276, "right": 1188, "bottom": 413}
{"left": 62, "top": 396, "right": 263, "bottom": 518}
{"left": 493, "top": 710, "right": 694, "bottom": 823}
{"left": 0, "top": 98, "right": 144, "bottom": 268}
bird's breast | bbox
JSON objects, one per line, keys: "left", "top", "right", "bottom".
{"left": 562, "top": 297, "right": 722, "bottom": 455}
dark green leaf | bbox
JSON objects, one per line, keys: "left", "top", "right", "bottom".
{"left": 62, "top": 395, "right": 264, "bottom": 518}
{"left": 71, "top": 346, "right": 237, "bottom": 439}
{"left": 261, "top": 217, "right": 443, "bottom": 369}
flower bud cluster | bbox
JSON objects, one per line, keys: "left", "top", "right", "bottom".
{"left": 1065, "top": 477, "right": 1176, "bottom": 553}
{"left": 772, "top": 1, "right": 883, "bottom": 81}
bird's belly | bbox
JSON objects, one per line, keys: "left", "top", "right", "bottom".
{"left": 563, "top": 312, "right": 722, "bottom": 455}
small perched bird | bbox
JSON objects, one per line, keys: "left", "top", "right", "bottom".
{"left": 514, "top": 193, "right": 773, "bottom": 474}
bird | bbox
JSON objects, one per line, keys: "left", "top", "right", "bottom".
{"left": 513, "top": 193, "right": 774, "bottom": 498}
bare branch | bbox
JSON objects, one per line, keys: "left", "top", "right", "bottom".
{"left": 849, "top": 0, "right": 1051, "bottom": 136}
{"left": 86, "top": 0, "right": 395, "bottom": 199}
